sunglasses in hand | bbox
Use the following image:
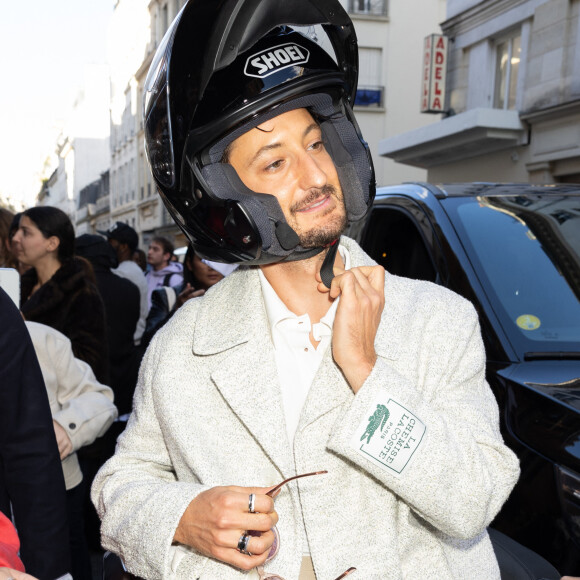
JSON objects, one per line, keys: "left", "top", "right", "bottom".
{"left": 249, "top": 471, "right": 356, "bottom": 580}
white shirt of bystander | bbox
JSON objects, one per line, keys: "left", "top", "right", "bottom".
{"left": 113, "top": 259, "right": 149, "bottom": 344}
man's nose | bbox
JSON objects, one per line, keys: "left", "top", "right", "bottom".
{"left": 298, "top": 152, "right": 327, "bottom": 190}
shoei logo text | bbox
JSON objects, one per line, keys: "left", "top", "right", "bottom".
{"left": 245, "top": 43, "right": 310, "bottom": 78}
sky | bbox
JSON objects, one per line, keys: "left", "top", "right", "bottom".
{"left": 0, "top": 0, "right": 115, "bottom": 209}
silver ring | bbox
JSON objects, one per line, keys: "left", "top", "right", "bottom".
{"left": 237, "top": 531, "right": 251, "bottom": 555}
{"left": 248, "top": 493, "right": 256, "bottom": 513}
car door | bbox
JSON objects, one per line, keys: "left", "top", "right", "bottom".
{"left": 353, "top": 195, "right": 445, "bottom": 284}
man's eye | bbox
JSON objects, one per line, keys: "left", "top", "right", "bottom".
{"left": 265, "top": 159, "right": 283, "bottom": 171}
{"left": 309, "top": 140, "right": 325, "bottom": 151}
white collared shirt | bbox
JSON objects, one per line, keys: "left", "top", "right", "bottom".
{"left": 258, "top": 246, "right": 351, "bottom": 556}
{"left": 258, "top": 246, "right": 351, "bottom": 446}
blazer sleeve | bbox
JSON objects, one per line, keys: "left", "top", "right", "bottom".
{"left": 0, "top": 288, "right": 72, "bottom": 579}
{"left": 48, "top": 331, "right": 118, "bottom": 453}
{"left": 327, "top": 294, "right": 520, "bottom": 540}
{"left": 91, "top": 325, "right": 207, "bottom": 578}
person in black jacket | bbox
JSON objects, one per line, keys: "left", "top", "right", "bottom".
{"left": 12, "top": 207, "right": 108, "bottom": 384}
{"left": 0, "top": 286, "right": 71, "bottom": 579}
{"left": 75, "top": 234, "right": 140, "bottom": 416}
{"left": 75, "top": 234, "right": 142, "bottom": 556}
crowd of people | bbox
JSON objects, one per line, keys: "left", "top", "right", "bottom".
{"left": 0, "top": 206, "right": 230, "bottom": 579}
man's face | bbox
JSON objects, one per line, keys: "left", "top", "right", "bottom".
{"left": 108, "top": 238, "right": 121, "bottom": 260}
{"left": 148, "top": 241, "right": 169, "bottom": 270}
{"left": 227, "top": 108, "right": 346, "bottom": 248}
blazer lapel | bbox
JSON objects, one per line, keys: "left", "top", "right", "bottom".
{"left": 193, "top": 268, "right": 294, "bottom": 476}
{"left": 296, "top": 348, "right": 353, "bottom": 433}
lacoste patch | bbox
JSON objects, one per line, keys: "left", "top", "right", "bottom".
{"left": 351, "top": 398, "right": 426, "bottom": 476}
{"left": 244, "top": 43, "right": 310, "bottom": 78}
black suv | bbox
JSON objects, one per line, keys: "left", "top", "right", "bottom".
{"left": 348, "top": 182, "right": 580, "bottom": 574}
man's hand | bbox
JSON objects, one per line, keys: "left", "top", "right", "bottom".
{"left": 317, "top": 265, "right": 385, "bottom": 393}
{"left": 175, "top": 284, "right": 205, "bottom": 310}
{"left": 173, "top": 485, "right": 279, "bottom": 571}
{"left": 0, "top": 568, "right": 38, "bottom": 580}
{"left": 53, "top": 420, "right": 73, "bottom": 460}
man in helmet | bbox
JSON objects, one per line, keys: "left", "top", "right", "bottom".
{"left": 92, "top": 1, "right": 519, "bottom": 578}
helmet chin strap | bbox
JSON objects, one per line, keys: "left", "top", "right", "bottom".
{"left": 273, "top": 214, "right": 338, "bottom": 288}
{"left": 319, "top": 239, "right": 339, "bottom": 289}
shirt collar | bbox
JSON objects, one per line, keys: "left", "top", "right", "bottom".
{"left": 258, "top": 244, "right": 351, "bottom": 334}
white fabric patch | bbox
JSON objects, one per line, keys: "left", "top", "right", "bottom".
{"left": 201, "top": 259, "right": 238, "bottom": 277}
{"left": 351, "top": 398, "right": 426, "bottom": 476}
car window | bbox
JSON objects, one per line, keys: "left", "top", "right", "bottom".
{"left": 448, "top": 196, "right": 580, "bottom": 356}
{"left": 361, "top": 207, "right": 437, "bottom": 282}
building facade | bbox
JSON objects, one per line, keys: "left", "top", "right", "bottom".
{"left": 76, "top": 171, "right": 111, "bottom": 235}
{"left": 352, "top": 0, "right": 447, "bottom": 186}
{"left": 37, "top": 65, "right": 111, "bottom": 220}
{"left": 106, "top": 0, "right": 189, "bottom": 250}
{"left": 380, "top": 0, "right": 580, "bottom": 184}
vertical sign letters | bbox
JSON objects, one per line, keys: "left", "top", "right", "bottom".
{"left": 421, "top": 34, "right": 448, "bottom": 113}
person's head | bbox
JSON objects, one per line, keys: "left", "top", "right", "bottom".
{"left": 75, "top": 233, "right": 119, "bottom": 270}
{"left": 147, "top": 236, "right": 174, "bottom": 271}
{"left": 8, "top": 212, "right": 22, "bottom": 240}
{"left": 132, "top": 248, "right": 147, "bottom": 272}
{"left": 12, "top": 206, "right": 75, "bottom": 268}
{"left": 7, "top": 212, "right": 31, "bottom": 275}
{"left": 143, "top": 0, "right": 374, "bottom": 268}
{"left": 0, "top": 207, "right": 14, "bottom": 267}
{"left": 183, "top": 245, "right": 224, "bottom": 290}
{"left": 97, "top": 221, "right": 139, "bottom": 263}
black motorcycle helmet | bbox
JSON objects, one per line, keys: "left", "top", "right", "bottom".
{"left": 144, "top": 0, "right": 375, "bottom": 266}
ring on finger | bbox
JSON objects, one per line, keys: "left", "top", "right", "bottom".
{"left": 248, "top": 493, "right": 256, "bottom": 513}
{"left": 237, "top": 531, "right": 251, "bottom": 555}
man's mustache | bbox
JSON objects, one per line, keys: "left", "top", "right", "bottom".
{"left": 290, "top": 184, "right": 339, "bottom": 214}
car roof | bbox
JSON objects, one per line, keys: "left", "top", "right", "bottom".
{"left": 376, "top": 182, "right": 580, "bottom": 200}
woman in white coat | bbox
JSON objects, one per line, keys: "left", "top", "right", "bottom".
{"left": 26, "top": 321, "right": 117, "bottom": 580}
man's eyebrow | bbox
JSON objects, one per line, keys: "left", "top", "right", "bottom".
{"left": 303, "top": 122, "right": 320, "bottom": 138}
{"left": 247, "top": 121, "right": 321, "bottom": 167}
{"left": 248, "top": 142, "right": 282, "bottom": 167}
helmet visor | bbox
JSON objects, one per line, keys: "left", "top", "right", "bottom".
{"left": 144, "top": 10, "right": 183, "bottom": 190}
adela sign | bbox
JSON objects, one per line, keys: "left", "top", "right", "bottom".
{"left": 421, "top": 34, "right": 448, "bottom": 113}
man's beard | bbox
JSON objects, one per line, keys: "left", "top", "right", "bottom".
{"left": 288, "top": 184, "right": 347, "bottom": 248}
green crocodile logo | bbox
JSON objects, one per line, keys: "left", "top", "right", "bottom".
{"left": 360, "top": 404, "right": 389, "bottom": 444}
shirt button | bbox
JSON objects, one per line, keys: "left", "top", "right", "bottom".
{"left": 69, "top": 423, "right": 76, "bottom": 429}
{"left": 304, "top": 347, "right": 309, "bottom": 352}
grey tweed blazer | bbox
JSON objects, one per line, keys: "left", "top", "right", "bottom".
{"left": 92, "top": 237, "right": 519, "bottom": 579}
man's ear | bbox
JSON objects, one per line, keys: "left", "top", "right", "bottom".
{"left": 47, "top": 236, "right": 60, "bottom": 253}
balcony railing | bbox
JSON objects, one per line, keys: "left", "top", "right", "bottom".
{"left": 354, "top": 85, "right": 384, "bottom": 108}
{"left": 348, "top": 0, "right": 388, "bottom": 17}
